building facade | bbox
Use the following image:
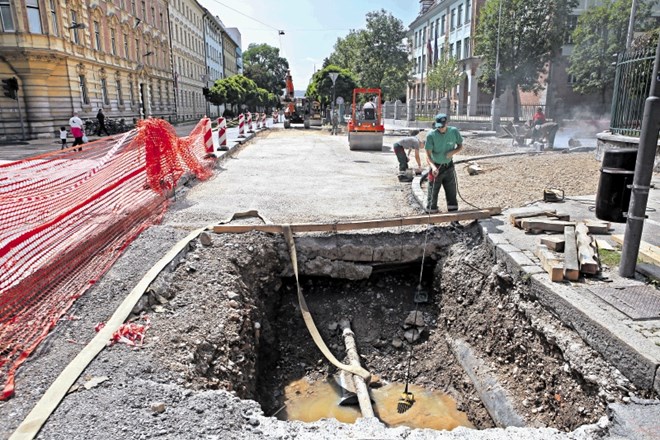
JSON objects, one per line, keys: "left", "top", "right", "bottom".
{"left": 408, "top": 0, "right": 487, "bottom": 116}
{"left": 0, "top": 0, "right": 175, "bottom": 140}
{"left": 168, "top": 0, "right": 206, "bottom": 122}
{"left": 202, "top": 9, "right": 224, "bottom": 118}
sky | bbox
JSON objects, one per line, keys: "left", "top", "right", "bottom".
{"left": 198, "top": 0, "right": 419, "bottom": 91}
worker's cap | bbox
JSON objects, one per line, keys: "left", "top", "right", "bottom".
{"left": 434, "top": 113, "right": 448, "bottom": 128}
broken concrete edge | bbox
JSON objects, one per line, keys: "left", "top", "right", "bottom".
{"left": 477, "top": 220, "right": 660, "bottom": 396}
{"left": 447, "top": 337, "right": 527, "bottom": 428}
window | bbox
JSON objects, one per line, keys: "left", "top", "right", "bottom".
{"left": 129, "top": 78, "right": 135, "bottom": 104}
{"left": 449, "top": 43, "right": 454, "bottom": 58}
{"left": 101, "top": 78, "right": 109, "bottom": 105}
{"left": 464, "top": 37, "right": 470, "bottom": 58}
{"left": 119, "top": 0, "right": 124, "bottom": 9}
{"left": 79, "top": 75, "right": 90, "bottom": 104}
{"left": 117, "top": 78, "right": 123, "bottom": 105}
{"left": 71, "top": 10, "right": 80, "bottom": 44}
{"left": 27, "top": 0, "right": 43, "bottom": 34}
{"left": 159, "top": 12, "right": 163, "bottom": 29}
{"left": 465, "top": 0, "right": 471, "bottom": 23}
{"left": 94, "top": 21, "right": 101, "bottom": 50}
{"left": 131, "top": 0, "right": 136, "bottom": 15}
{"left": 151, "top": 6, "right": 155, "bottom": 24}
{"left": 457, "top": 5, "right": 463, "bottom": 27}
{"left": 49, "top": 0, "right": 58, "bottom": 35}
{"left": 124, "top": 33, "right": 129, "bottom": 58}
{"left": 451, "top": 9, "right": 456, "bottom": 30}
{"left": 456, "top": 40, "right": 462, "bottom": 59}
{"left": 111, "top": 29, "right": 116, "bottom": 55}
{"left": 141, "top": 1, "right": 146, "bottom": 19}
{"left": 565, "top": 15, "right": 578, "bottom": 44}
{"left": 0, "top": 0, "right": 15, "bottom": 32}
{"left": 135, "top": 38, "right": 140, "bottom": 58}
{"left": 440, "top": 15, "right": 445, "bottom": 35}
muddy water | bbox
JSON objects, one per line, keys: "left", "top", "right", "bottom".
{"left": 279, "top": 379, "right": 474, "bottom": 431}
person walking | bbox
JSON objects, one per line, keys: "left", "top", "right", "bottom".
{"left": 425, "top": 113, "right": 463, "bottom": 213}
{"left": 331, "top": 110, "right": 339, "bottom": 135}
{"left": 59, "top": 126, "right": 68, "bottom": 149}
{"left": 393, "top": 130, "right": 424, "bottom": 182}
{"left": 95, "top": 108, "right": 110, "bottom": 136}
{"left": 69, "top": 112, "right": 85, "bottom": 151}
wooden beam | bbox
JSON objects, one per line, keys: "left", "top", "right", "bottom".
{"left": 514, "top": 214, "right": 570, "bottom": 228}
{"left": 612, "top": 235, "right": 660, "bottom": 266}
{"left": 508, "top": 208, "right": 558, "bottom": 225}
{"left": 584, "top": 220, "right": 611, "bottom": 234}
{"left": 576, "top": 223, "right": 599, "bottom": 275}
{"left": 535, "top": 245, "right": 565, "bottom": 282}
{"left": 521, "top": 219, "right": 576, "bottom": 233}
{"left": 212, "top": 208, "right": 502, "bottom": 234}
{"left": 564, "top": 226, "right": 580, "bottom": 281}
{"left": 540, "top": 235, "right": 565, "bottom": 252}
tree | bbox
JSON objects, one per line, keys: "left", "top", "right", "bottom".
{"left": 568, "top": 0, "right": 654, "bottom": 106}
{"left": 475, "top": 0, "right": 577, "bottom": 121}
{"left": 242, "top": 43, "right": 290, "bottom": 98}
{"left": 208, "top": 75, "right": 261, "bottom": 113}
{"left": 305, "top": 65, "right": 358, "bottom": 107}
{"left": 327, "top": 10, "right": 410, "bottom": 101}
{"left": 427, "top": 46, "right": 465, "bottom": 102}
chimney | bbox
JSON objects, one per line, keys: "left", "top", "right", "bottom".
{"left": 419, "top": 0, "right": 434, "bottom": 15}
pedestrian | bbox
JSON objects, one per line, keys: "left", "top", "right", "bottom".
{"left": 59, "top": 126, "right": 68, "bottom": 149}
{"left": 393, "top": 130, "right": 424, "bottom": 182}
{"left": 96, "top": 108, "right": 110, "bottom": 136}
{"left": 69, "top": 111, "right": 85, "bottom": 151}
{"left": 331, "top": 110, "right": 339, "bottom": 135}
{"left": 425, "top": 113, "right": 463, "bottom": 214}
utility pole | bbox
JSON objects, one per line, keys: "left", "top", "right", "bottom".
{"left": 626, "top": 0, "right": 638, "bottom": 49}
{"left": 619, "top": 37, "right": 660, "bottom": 277}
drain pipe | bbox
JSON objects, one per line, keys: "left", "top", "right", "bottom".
{"left": 339, "top": 319, "right": 375, "bottom": 418}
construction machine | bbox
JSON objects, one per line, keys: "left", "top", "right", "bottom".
{"left": 283, "top": 70, "right": 310, "bottom": 129}
{"left": 347, "top": 88, "right": 384, "bottom": 150}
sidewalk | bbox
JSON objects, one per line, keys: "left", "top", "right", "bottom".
{"left": 0, "top": 120, "right": 269, "bottom": 164}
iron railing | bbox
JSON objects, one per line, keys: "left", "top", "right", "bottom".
{"left": 610, "top": 48, "right": 656, "bottom": 137}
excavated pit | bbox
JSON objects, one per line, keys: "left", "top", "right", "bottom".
{"left": 142, "top": 222, "right": 641, "bottom": 434}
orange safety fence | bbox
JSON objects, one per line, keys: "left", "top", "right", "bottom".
{"left": 0, "top": 117, "right": 215, "bottom": 400}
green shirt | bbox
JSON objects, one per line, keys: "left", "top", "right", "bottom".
{"left": 425, "top": 127, "right": 463, "bottom": 164}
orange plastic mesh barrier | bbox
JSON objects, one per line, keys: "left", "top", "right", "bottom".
{"left": 0, "top": 118, "right": 214, "bottom": 399}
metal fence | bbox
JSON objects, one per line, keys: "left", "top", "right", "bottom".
{"left": 610, "top": 48, "right": 656, "bottom": 137}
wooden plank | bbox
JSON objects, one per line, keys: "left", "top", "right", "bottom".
{"left": 212, "top": 208, "right": 502, "bottom": 234}
{"left": 595, "top": 239, "right": 615, "bottom": 251}
{"left": 514, "top": 214, "right": 570, "bottom": 228}
{"left": 521, "top": 219, "right": 576, "bottom": 233}
{"left": 584, "top": 220, "right": 611, "bottom": 234}
{"left": 612, "top": 235, "right": 660, "bottom": 266}
{"left": 535, "top": 245, "right": 565, "bottom": 282}
{"left": 563, "top": 226, "right": 580, "bottom": 281}
{"left": 540, "top": 235, "right": 565, "bottom": 252}
{"left": 508, "top": 208, "right": 557, "bottom": 225}
{"left": 575, "top": 223, "right": 599, "bottom": 275}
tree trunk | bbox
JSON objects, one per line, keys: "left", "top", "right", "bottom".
{"left": 512, "top": 85, "right": 520, "bottom": 122}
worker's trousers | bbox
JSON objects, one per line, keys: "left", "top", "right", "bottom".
{"left": 427, "top": 162, "right": 458, "bottom": 211}
{"left": 393, "top": 143, "right": 409, "bottom": 171}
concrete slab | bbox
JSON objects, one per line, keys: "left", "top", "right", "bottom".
{"left": 608, "top": 398, "right": 660, "bottom": 440}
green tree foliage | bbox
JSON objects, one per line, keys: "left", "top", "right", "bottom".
{"left": 475, "top": 0, "right": 577, "bottom": 120}
{"left": 305, "top": 65, "right": 358, "bottom": 107}
{"left": 568, "top": 0, "right": 654, "bottom": 104}
{"left": 327, "top": 10, "right": 410, "bottom": 101}
{"left": 427, "top": 46, "right": 465, "bottom": 99}
{"left": 242, "top": 43, "right": 290, "bottom": 98}
{"left": 209, "top": 75, "right": 273, "bottom": 112}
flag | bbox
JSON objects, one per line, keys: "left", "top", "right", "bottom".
{"left": 427, "top": 39, "right": 433, "bottom": 67}
{"left": 434, "top": 30, "right": 438, "bottom": 64}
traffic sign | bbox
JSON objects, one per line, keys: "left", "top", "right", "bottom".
{"left": 336, "top": 96, "right": 344, "bottom": 105}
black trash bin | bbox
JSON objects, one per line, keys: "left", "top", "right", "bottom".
{"left": 595, "top": 148, "right": 637, "bottom": 223}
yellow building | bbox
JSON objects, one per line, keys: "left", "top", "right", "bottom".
{"left": 0, "top": 0, "right": 175, "bottom": 140}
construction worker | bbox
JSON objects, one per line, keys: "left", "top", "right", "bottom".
{"left": 425, "top": 113, "right": 463, "bottom": 213}
{"left": 331, "top": 110, "right": 339, "bottom": 135}
{"left": 393, "top": 130, "right": 424, "bottom": 182}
